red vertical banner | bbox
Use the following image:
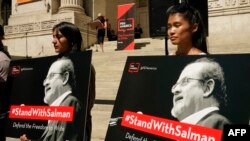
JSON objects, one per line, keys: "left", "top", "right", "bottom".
{"left": 117, "top": 3, "right": 135, "bottom": 50}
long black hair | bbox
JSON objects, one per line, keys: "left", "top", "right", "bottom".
{"left": 0, "top": 25, "right": 11, "bottom": 58}
{"left": 52, "top": 21, "right": 82, "bottom": 56}
{"left": 166, "top": 1, "right": 208, "bottom": 54}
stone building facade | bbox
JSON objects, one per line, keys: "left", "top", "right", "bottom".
{"left": 208, "top": 0, "right": 250, "bottom": 50}
{"left": 1, "top": 0, "right": 250, "bottom": 57}
{"left": 2, "top": 0, "right": 96, "bottom": 57}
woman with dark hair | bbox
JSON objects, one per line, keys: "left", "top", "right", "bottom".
{"left": 52, "top": 21, "right": 82, "bottom": 56}
{"left": 166, "top": 1, "right": 208, "bottom": 55}
{"left": 20, "top": 22, "right": 96, "bottom": 141}
{"left": 53, "top": 21, "right": 96, "bottom": 141}
{"left": 52, "top": 21, "right": 95, "bottom": 141}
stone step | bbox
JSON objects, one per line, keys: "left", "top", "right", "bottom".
{"left": 96, "top": 74, "right": 122, "bottom": 82}
{"left": 95, "top": 88, "right": 119, "bottom": 100}
{"left": 96, "top": 81, "right": 120, "bottom": 90}
{"left": 90, "top": 38, "right": 167, "bottom": 141}
{"left": 91, "top": 38, "right": 166, "bottom": 53}
{"left": 91, "top": 104, "right": 114, "bottom": 141}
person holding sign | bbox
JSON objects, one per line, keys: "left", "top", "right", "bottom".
{"left": 20, "top": 22, "right": 96, "bottom": 141}
{"left": 52, "top": 22, "right": 96, "bottom": 141}
{"left": 171, "top": 57, "right": 230, "bottom": 130}
{"left": 166, "top": 1, "right": 208, "bottom": 55}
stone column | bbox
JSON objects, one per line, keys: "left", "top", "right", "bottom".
{"left": 59, "top": 0, "right": 85, "bottom": 14}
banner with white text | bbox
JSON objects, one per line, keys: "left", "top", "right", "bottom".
{"left": 117, "top": 3, "right": 135, "bottom": 50}
{"left": 4, "top": 51, "right": 92, "bottom": 140}
{"left": 105, "top": 55, "right": 250, "bottom": 141}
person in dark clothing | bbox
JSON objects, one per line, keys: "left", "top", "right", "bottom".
{"left": 134, "top": 24, "right": 143, "bottom": 39}
{"left": 106, "top": 18, "right": 112, "bottom": 41}
{"left": 96, "top": 13, "right": 107, "bottom": 52}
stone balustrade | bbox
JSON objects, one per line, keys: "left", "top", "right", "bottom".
{"left": 59, "top": 0, "right": 85, "bottom": 13}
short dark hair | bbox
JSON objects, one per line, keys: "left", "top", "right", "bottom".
{"left": 97, "top": 16, "right": 105, "bottom": 24}
{"left": 52, "top": 22, "right": 82, "bottom": 53}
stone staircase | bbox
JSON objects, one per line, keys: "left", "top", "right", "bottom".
{"left": 90, "top": 38, "right": 168, "bottom": 141}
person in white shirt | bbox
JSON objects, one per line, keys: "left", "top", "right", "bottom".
{"left": 171, "top": 57, "right": 230, "bottom": 130}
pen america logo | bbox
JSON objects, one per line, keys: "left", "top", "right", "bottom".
{"left": 118, "top": 18, "right": 134, "bottom": 32}
{"left": 11, "top": 66, "right": 21, "bottom": 76}
{"left": 11, "top": 65, "right": 33, "bottom": 76}
{"left": 128, "top": 63, "right": 141, "bottom": 73}
{"left": 128, "top": 62, "right": 157, "bottom": 73}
